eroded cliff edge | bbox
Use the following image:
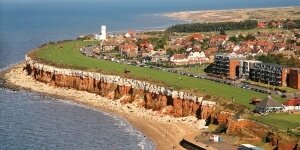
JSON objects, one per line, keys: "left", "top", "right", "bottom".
{"left": 22, "top": 55, "right": 229, "bottom": 123}
{"left": 19, "top": 54, "right": 300, "bottom": 149}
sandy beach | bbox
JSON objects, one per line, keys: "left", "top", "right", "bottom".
{"left": 2, "top": 64, "right": 206, "bottom": 150}
{"left": 163, "top": 6, "right": 300, "bottom": 23}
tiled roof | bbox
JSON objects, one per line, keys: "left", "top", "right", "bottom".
{"left": 283, "top": 98, "right": 300, "bottom": 106}
{"left": 256, "top": 96, "right": 282, "bottom": 108}
{"left": 172, "top": 54, "right": 187, "bottom": 59}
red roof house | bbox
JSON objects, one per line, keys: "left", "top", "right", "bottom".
{"left": 257, "top": 22, "right": 266, "bottom": 29}
{"left": 283, "top": 98, "right": 300, "bottom": 111}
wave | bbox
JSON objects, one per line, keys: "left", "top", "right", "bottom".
{"left": 0, "top": 63, "right": 20, "bottom": 72}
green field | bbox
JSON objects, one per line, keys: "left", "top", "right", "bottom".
{"left": 176, "top": 66, "right": 206, "bottom": 75}
{"left": 30, "top": 40, "right": 275, "bottom": 108}
{"left": 252, "top": 113, "right": 300, "bottom": 131}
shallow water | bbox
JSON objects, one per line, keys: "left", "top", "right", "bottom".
{"left": 0, "top": 88, "right": 155, "bottom": 150}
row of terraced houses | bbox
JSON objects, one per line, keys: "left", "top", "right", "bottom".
{"left": 212, "top": 53, "right": 300, "bottom": 89}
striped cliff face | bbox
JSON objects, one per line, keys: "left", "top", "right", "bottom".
{"left": 24, "top": 55, "right": 221, "bottom": 120}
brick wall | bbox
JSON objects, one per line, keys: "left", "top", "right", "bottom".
{"left": 229, "top": 60, "right": 240, "bottom": 80}
{"left": 288, "top": 69, "right": 300, "bottom": 89}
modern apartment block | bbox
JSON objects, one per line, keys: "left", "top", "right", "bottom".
{"left": 212, "top": 53, "right": 246, "bottom": 79}
{"left": 249, "top": 63, "right": 289, "bottom": 86}
{"left": 287, "top": 68, "right": 300, "bottom": 89}
{"left": 212, "top": 54, "right": 300, "bottom": 89}
{"left": 239, "top": 60, "right": 262, "bottom": 79}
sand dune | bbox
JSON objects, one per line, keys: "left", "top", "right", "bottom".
{"left": 164, "top": 6, "right": 300, "bottom": 23}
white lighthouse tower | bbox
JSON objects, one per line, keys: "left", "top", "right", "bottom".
{"left": 100, "top": 25, "right": 106, "bottom": 40}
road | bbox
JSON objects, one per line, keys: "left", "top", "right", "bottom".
{"left": 80, "top": 47, "right": 290, "bottom": 98}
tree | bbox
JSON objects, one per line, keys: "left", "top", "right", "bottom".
{"left": 149, "top": 37, "right": 167, "bottom": 50}
{"left": 166, "top": 48, "right": 175, "bottom": 56}
{"left": 246, "top": 55, "right": 254, "bottom": 60}
{"left": 228, "top": 36, "right": 238, "bottom": 43}
{"left": 237, "top": 34, "right": 245, "bottom": 41}
{"left": 245, "top": 34, "right": 256, "bottom": 41}
{"left": 220, "top": 28, "right": 226, "bottom": 35}
{"left": 204, "top": 63, "right": 214, "bottom": 73}
{"left": 166, "top": 20, "right": 258, "bottom": 33}
{"left": 113, "top": 45, "right": 119, "bottom": 52}
{"left": 177, "top": 47, "right": 186, "bottom": 54}
{"left": 256, "top": 54, "right": 300, "bottom": 67}
{"left": 283, "top": 21, "right": 297, "bottom": 30}
{"left": 200, "top": 40, "right": 209, "bottom": 50}
{"left": 191, "top": 37, "right": 197, "bottom": 45}
{"left": 286, "top": 39, "right": 296, "bottom": 45}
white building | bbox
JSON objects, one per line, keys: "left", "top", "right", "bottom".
{"left": 100, "top": 25, "right": 106, "bottom": 40}
{"left": 187, "top": 51, "right": 209, "bottom": 64}
{"left": 95, "top": 25, "right": 107, "bottom": 41}
{"left": 170, "top": 54, "right": 188, "bottom": 66}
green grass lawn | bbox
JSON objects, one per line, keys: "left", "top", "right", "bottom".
{"left": 251, "top": 113, "right": 300, "bottom": 131}
{"left": 30, "top": 40, "right": 275, "bottom": 108}
{"left": 176, "top": 66, "right": 206, "bottom": 75}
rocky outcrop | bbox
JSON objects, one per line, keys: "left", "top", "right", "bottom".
{"left": 227, "top": 119, "right": 269, "bottom": 140}
{"left": 24, "top": 55, "right": 218, "bottom": 119}
{"left": 227, "top": 119, "right": 300, "bottom": 149}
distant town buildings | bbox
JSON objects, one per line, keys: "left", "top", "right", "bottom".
{"left": 211, "top": 53, "right": 300, "bottom": 89}
{"left": 87, "top": 22, "right": 300, "bottom": 90}
{"left": 170, "top": 54, "right": 188, "bottom": 66}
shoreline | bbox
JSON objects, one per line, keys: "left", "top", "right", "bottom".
{"left": 2, "top": 64, "right": 203, "bottom": 150}
{"left": 163, "top": 6, "right": 300, "bottom": 23}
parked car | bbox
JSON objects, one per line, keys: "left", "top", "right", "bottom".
{"left": 281, "top": 94, "right": 287, "bottom": 98}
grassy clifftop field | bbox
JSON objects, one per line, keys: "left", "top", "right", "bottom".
{"left": 28, "top": 39, "right": 300, "bottom": 137}
{"left": 29, "top": 40, "right": 276, "bottom": 109}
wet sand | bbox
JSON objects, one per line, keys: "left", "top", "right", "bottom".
{"left": 3, "top": 64, "right": 205, "bottom": 150}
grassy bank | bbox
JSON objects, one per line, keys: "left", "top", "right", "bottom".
{"left": 251, "top": 113, "right": 300, "bottom": 131}
{"left": 29, "top": 40, "right": 274, "bottom": 108}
